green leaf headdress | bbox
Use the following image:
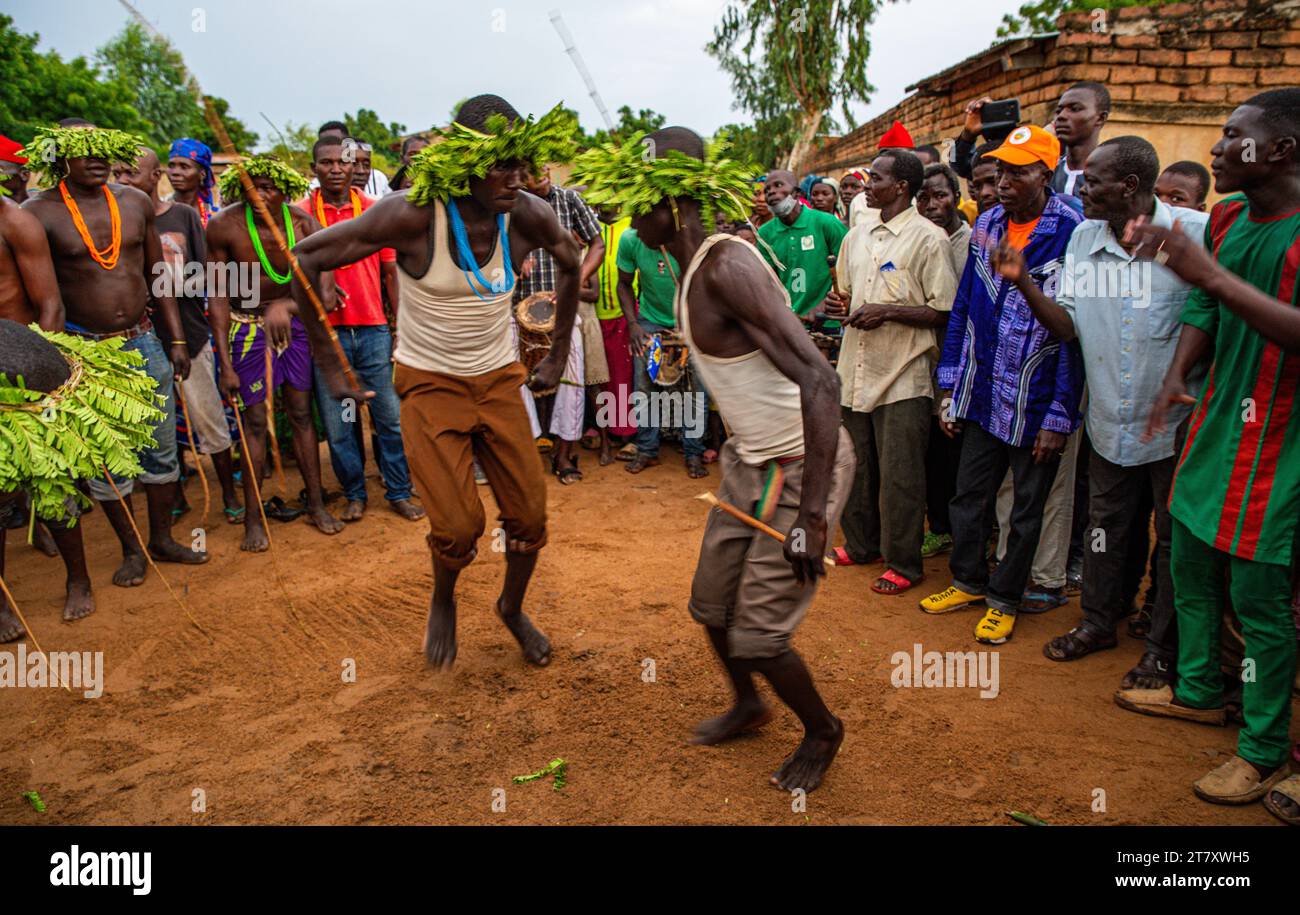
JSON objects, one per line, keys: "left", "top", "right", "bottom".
{"left": 217, "top": 154, "right": 310, "bottom": 204}
{"left": 570, "top": 132, "right": 758, "bottom": 228}
{"left": 19, "top": 126, "right": 146, "bottom": 188}
{"left": 0, "top": 328, "right": 165, "bottom": 524}
{"left": 405, "top": 104, "right": 578, "bottom": 207}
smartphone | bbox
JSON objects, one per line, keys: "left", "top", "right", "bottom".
{"left": 980, "top": 98, "right": 1021, "bottom": 143}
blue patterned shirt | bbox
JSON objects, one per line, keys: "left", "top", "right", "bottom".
{"left": 937, "top": 191, "right": 1085, "bottom": 448}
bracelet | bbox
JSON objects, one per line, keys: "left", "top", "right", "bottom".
{"left": 170, "top": 340, "right": 188, "bottom": 346}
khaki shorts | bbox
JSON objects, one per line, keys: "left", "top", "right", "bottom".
{"left": 394, "top": 360, "right": 547, "bottom": 570}
{"left": 689, "top": 427, "right": 856, "bottom": 659}
{"left": 178, "top": 341, "right": 233, "bottom": 455}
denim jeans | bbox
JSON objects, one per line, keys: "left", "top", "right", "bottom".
{"left": 632, "top": 320, "right": 706, "bottom": 460}
{"left": 313, "top": 325, "right": 412, "bottom": 503}
{"left": 86, "top": 330, "right": 179, "bottom": 500}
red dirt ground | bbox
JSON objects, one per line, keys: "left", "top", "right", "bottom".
{"left": 0, "top": 445, "right": 1290, "bottom": 825}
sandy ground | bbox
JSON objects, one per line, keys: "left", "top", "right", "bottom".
{"left": 0, "top": 443, "right": 1290, "bottom": 826}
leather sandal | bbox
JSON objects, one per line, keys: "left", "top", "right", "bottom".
{"left": 1042, "top": 626, "right": 1118, "bottom": 661}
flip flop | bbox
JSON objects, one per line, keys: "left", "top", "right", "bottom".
{"left": 828, "top": 547, "right": 881, "bottom": 567}
{"left": 872, "top": 568, "right": 921, "bottom": 595}
{"left": 615, "top": 442, "right": 639, "bottom": 462}
{"left": 263, "top": 496, "right": 304, "bottom": 523}
{"left": 1264, "top": 773, "right": 1300, "bottom": 825}
{"left": 223, "top": 505, "right": 246, "bottom": 525}
{"left": 536, "top": 436, "right": 554, "bottom": 454}
{"left": 702, "top": 448, "right": 719, "bottom": 464}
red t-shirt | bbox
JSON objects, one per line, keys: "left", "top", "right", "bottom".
{"left": 299, "top": 190, "right": 396, "bottom": 326}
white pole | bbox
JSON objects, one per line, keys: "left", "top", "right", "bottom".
{"left": 548, "top": 9, "right": 615, "bottom": 130}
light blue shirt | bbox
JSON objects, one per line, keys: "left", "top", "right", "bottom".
{"left": 1058, "top": 198, "right": 1209, "bottom": 467}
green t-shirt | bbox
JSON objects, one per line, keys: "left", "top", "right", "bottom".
{"left": 615, "top": 228, "right": 680, "bottom": 328}
{"left": 595, "top": 216, "right": 632, "bottom": 320}
{"left": 756, "top": 203, "right": 849, "bottom": 316}
{"left": 1171, "top": 193, "right": 1300, "bottom": 566}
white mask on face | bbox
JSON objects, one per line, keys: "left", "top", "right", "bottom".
{"left": 771, "top": 194, "right": 798, "bottom": 218}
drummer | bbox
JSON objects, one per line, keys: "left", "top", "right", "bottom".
{"left": 617, "top": 225, "right": 710, "bottom": 478}
{"left": 513, "top": 167, "right": 604, "bottom": 484}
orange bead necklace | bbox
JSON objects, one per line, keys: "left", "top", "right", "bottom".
{"left": 59, "top": 180, "right": 122, "bottom": 271}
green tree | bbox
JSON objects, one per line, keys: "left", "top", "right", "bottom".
{"left": 586, "top": 105, "right": 668, "bottom": 147}
{"left": 997, "top": 0, "right": 1173, "bottom": 39}
{"left": 0, "top": 15, "right": 146, "bottom": 144}
{"left": 707, "top": 0, "right": 888, "bottom": 172}
{"left": 95, "top": 23, "right": 258, "bottom": 152}
{"left": 262, "top": 121, "right": 317, "bottom": 177}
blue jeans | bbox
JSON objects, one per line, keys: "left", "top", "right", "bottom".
{"left": 86, "top": 330, "right": 179, "bottom": 500}
{"left": 632, "top": 320, "right": 707, "bottom": 460}
{"left": 313, "top": 325, "right": 412, "bottom": 503}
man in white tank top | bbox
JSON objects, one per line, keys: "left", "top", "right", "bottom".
{"left": 580, "top": 127, "right": 857, "bottom": 793}
{"left": 291, "top": 96, "right": 583, "bottom": 672}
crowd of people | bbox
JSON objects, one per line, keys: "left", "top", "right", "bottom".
{"left": 0, "top": 77, "right": 1296, "bottom": 814}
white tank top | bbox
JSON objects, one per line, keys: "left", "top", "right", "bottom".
{"left": 676, "top": 234, "right": 805, "bottom": 465}
{"left": 393, "top": 201, "right": 515, "bottom": 376}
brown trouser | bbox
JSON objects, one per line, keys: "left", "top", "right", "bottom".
{"left": 394, "top": 361, "right": 547, "bottom": 570}
{"left": 689, "top": 428, "right": 856, "bottom": 659}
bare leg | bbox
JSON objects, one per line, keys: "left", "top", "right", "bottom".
{"left": 238, "top": 402, "right": 270, "bottom": 552}
{"left": 0, "top": 528, "right": 25, "bottom": 642}
{"left": 144, "top": 481, "right": 207, "bottom": 565}
{"left": 100, "top": 494, "right": 148, "bottom": 587}
{"left": 751, "top": 650, "right": 843, "bottom": 792}
{"left": 496, "top": 549, "right": 551, "bottom": 666}
{"left": 209, "top": 447, "right": 242, "bottom": 514}
{"left": 48, "top": 523, "right": 94, "bottom": 621}
{"left": 31, "top": 519, "right": 58, "bottom": 557}
{"left": 692, "top": 625, "right": 772, "bottom": 744}
{"left": 425, "top": 558, "right": 459, "bottom": 669}
{"left": 284, "top": 387, "right": 343, "bottom": 535}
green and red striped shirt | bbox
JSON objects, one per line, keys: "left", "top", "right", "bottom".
{"left": 1171, "top": 194, "right": 1300, "bottom": 565}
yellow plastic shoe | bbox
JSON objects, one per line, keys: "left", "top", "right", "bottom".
{"left": 975, "top": 607, "right": 1015, "bottom": 644}
{"left": 919, "top": 585, "right": 985, "bottom": 615}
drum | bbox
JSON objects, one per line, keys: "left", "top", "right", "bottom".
{"left": 649, "top": 331, "right": 691, "bottom": 389}
{"left": 515, "top": 293, "right": 557, "bottom": 395}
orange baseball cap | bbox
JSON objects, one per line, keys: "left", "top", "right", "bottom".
{"left": 987, "top": 125, "right": 1060, "bottom": 172}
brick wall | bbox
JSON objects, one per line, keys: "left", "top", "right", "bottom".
{"left": 804, "top": 0, "right": 1300, "bottom": 176}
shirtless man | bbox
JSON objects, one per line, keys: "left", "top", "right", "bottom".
{"left": 0, "top": 135, "right": 31, "bottom": 205}
{"left": 205, "top": 156, "right": 342, "bottom": 551}
{"left": 23, "top": 125, "right": 207, "bottom": 586}
{"left": 580, "top": 127, "right": 855, "bottom": 791}
{"left": 291, "top": 95, "right": 581, "bottom": 669}
{"left": 0, "top": 188, "right": 98, "bottom": 637}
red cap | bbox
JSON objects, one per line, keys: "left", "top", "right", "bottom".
{"left": 878, "top": 120, "right": 914, "bottom": 149}
{"left": 0, "top": 135, "right": 28, "bottom": 165}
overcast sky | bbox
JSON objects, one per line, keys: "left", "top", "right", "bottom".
{"left": 6, "top": 0, "right": 1025, "bottom": 147}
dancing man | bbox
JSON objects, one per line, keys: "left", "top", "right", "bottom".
{"left": 574, "top": 128, "right": 856, "bottom": 792}
{"left": 291, "top": 96, "right": 581, "bottom": 669}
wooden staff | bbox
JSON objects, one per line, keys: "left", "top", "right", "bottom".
{"left": 117, "top": 0, "right": 358, "bottom": 393}
{"left": 99, "top": 466, "right": 213, "bottom": 641}
{"left": 0, "top": 573, "right": 71, "bottom": 693}
{"left": 174, "top": 381, "right": 211, "bottom": 525}
{"left": 694, "top": 492, "right": 833, "bottom": 573}
{"left": 827, "top": 254, "right": 842, "bottom": 297}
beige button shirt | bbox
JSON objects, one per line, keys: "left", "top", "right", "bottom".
{"left": 836, "top": 205, "right": 957, "bottom": 413}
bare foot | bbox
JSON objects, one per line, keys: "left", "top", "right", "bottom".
{"left": 240, "top": 521, "right": 270, "bottom": 553}
{"left": 770, "top": 716, "right": 844, "bottom": 793}
{"left": 423, "top": 600, "right": 457, "bottom": 670}
{"left": 691, "top": 701, "right": 773, "bottom": 745}
{"left": 112, "top": 552, "right": 147, "bottom": 587}
{"left": 340, "top": 500, "right": 366, "bottom": 522}
{"left": 306, "top": 506, "right": 344, "bottom": 535}
{"left": 149, "top": 538, "right": 208, "bottom": 565}
{"left": 390, "top": 499, "right": 425, "bottom": 521}
{"left": 62, "top": 579, "right": 95, "bottom": 622}
{"left": 32, "top": 522, "right": 58, "bottom": 557}
{"left": 0, "top": 603, "right": 26, "bottom": 642}
{"left": 497, "top": 598, "right": 551, "bottom": 666}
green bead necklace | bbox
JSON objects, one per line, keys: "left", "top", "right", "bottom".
{"left": 245, "top": 202, "right": 297, "bottom": 285}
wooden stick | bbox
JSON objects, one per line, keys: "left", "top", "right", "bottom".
{"left": 99, "top": 466, "right": 213, "bottom": 641}
{"left": 174, "top": 381, "right": 211, "bottom": 525}
{"left": 0, "top": 573, "right": 71, "bottom": 693}
{"left": 695, "top": 491, "right": 833, "bottom": 572}
{"left": 262, "top": 342, "right": 288, "bottom": 495}
{"left": 827, "top": 254, "right": 842, "bottom": 297}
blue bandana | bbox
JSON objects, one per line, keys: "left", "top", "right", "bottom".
{"left": 168, "top": 138, "right": 215, "bottom": 208}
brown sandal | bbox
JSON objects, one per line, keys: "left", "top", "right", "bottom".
{"left": 625, "top": 454, "right": 659, "bottom": 474}
{"left": 1042, "top": 626, "right": 1117, "bottom": 661}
